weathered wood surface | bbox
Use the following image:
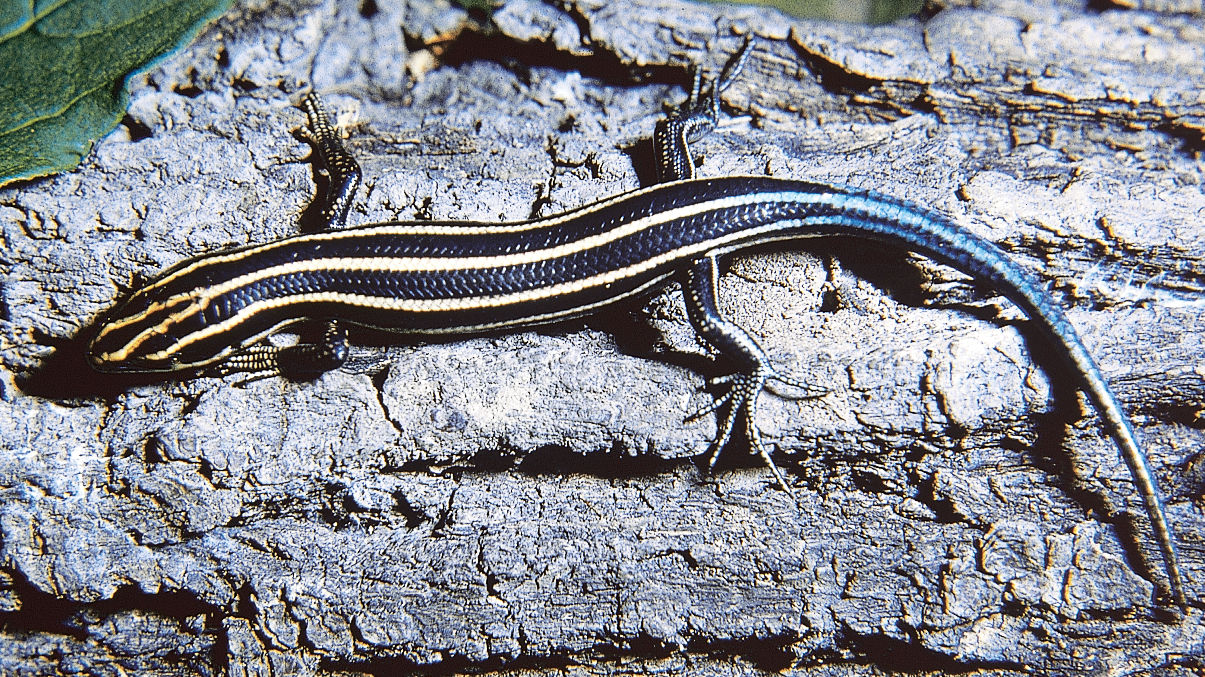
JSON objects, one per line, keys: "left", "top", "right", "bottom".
{"left": 1, "top": 0, "right": 1203, "bottom": 674}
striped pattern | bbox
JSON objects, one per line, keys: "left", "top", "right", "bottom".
{"left": 89, "top": 176, "right": 948, "bottom": 370}
{"left": 83, "top": 174, "right": 1099, "bottom": 375}
{"left": 86, "top": 171, "right": 1185, "bottom": 607}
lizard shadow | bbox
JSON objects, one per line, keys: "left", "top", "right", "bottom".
{"left": 17, "top": 328, "right": 167, "bottom": 401}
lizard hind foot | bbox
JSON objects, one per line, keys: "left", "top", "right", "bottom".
{"left": 686, "top": 368, "right": 795, "bottom": 496}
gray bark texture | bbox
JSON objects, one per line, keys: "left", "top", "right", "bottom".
{"left": 1, "top": 0, "right": 1203, "bottom": 674}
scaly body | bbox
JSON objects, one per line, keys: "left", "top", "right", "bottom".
{"left": 87, "top": 177, "right": 1025, "bottom": 368}
{"left": 87, "top": 41, "right": 1184, "bottom": 607}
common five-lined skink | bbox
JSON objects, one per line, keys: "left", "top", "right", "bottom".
{"left": 86, "top": 40, "right": 1184, "bottom": 607}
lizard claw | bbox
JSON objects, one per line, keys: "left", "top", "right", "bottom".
{"left": 686, "top": 367, "right": 795, "bottom": 496}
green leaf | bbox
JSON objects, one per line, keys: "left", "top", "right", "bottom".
{"left": 0, "top": 0, "right": 233, "bottom": 188}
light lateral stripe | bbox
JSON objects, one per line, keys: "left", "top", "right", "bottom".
{"left": 100, "top": 184, "right": 699, "bottom": 353}
{"left": 98, "top": 297, "right": 205, "bottom": 363}
{"left": 132, "top": 179, "right": 693, "bottom": 300}
{"left": 155, "top": 218, "right": 806, "bottom": 360}
{"left": 133, "top": 179, "right": 923, "bottom": 307}
{"left": 394, "top": 272, "right": 671, "bottom": 334}
{"left": 96, "top": 288, "right": 199, "bottom": 335}
{"left": 99, "top": 201, "right": 934, "bottom": 365}
{"left": 100, "top": 187, "right": 930, "bottom": 358}
{"left": 117, "top": 182, "right": 749, "bottom": 331}
{"left": 116, "top": 189, "right": 829, "bottom": 337}
{"left": 207, "top": 192, "right": 784, "bottom": 285}
{"left": 131, "top": 275, "right": 676, "bottom": 366}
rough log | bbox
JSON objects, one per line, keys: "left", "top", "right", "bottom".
{"left": 1, "top": 0, "right": 1203, "bottom": 674}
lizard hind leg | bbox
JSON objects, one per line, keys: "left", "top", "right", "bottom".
{"left": 679, "top": 255, "right": 812, "bottom": 495}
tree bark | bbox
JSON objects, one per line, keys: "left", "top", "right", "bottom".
{"left": 1, "top": 0, "right": 1202, "bottom": 674}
